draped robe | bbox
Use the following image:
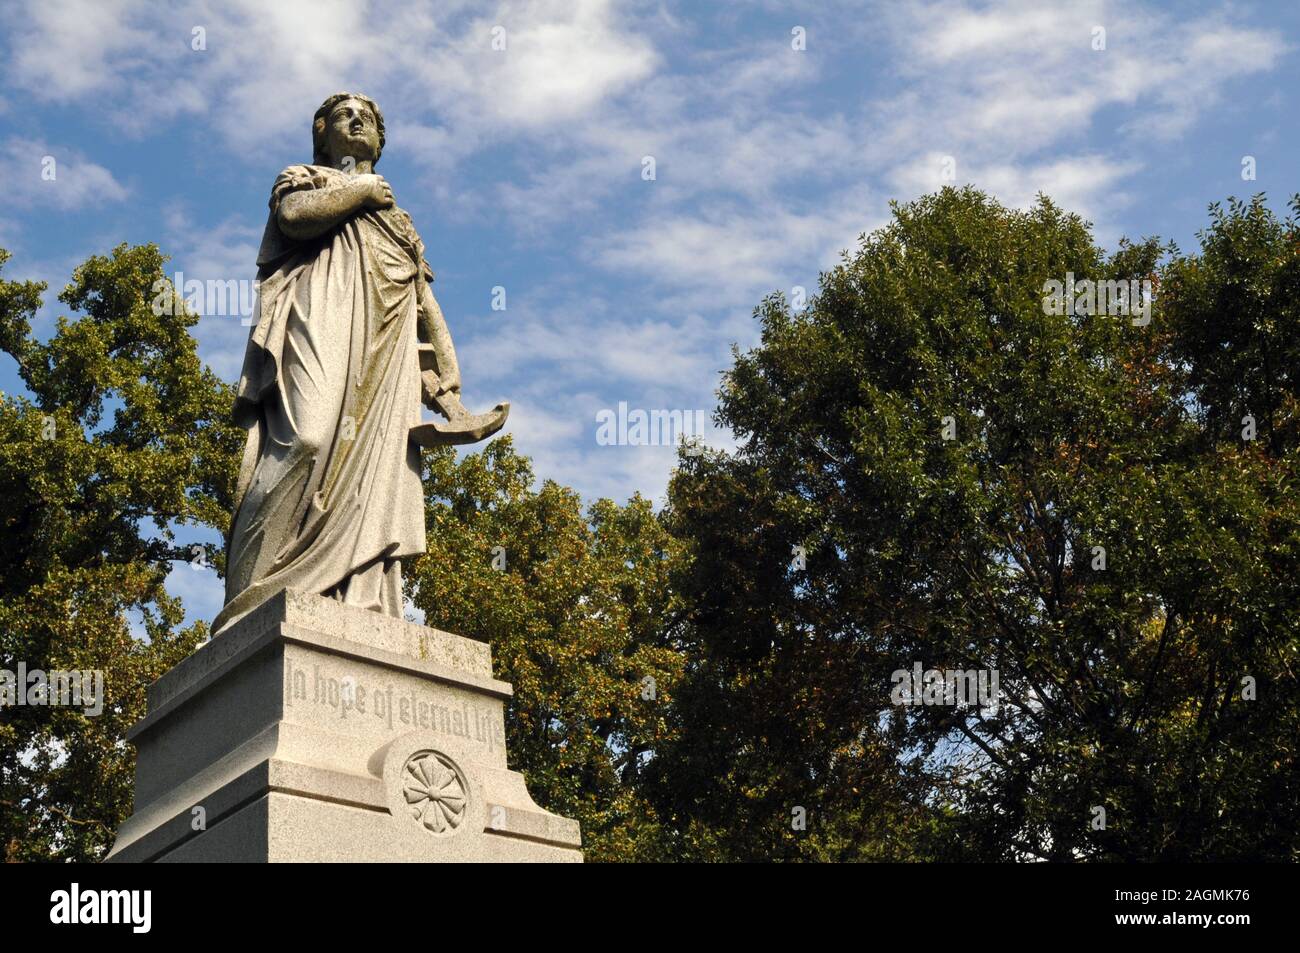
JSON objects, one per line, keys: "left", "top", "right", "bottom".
{"left": 212, "top": 164, "right": 429, "bottom": 635}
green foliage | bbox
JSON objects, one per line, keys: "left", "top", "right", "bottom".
{"left": 658, "top": 187, "right": 1300, "bottom": 861}
{"left": 1160, "top": 194, "right": 1300, "bottom": 453}
{"left": 4, "top": 186, "right": 1298, "bottom": 863}
{"left": 0, "top": 244, "right": 242, "bottom": 860}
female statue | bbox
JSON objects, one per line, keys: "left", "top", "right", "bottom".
{"left": 213, "top": 92, "right": 505, "bottom": 635}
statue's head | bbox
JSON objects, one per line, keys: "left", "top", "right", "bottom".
{"left": 312, "top": 92, "right": 386, "bottom": 168}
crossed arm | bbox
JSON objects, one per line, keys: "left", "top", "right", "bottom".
{"left": 277, "top": 173, "right": 462, "bottom": 397}
{"left": 277, "top": 173, "right": 392, "bottom": 239}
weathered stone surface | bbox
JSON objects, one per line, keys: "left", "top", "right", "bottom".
{"left": 214, "top": 92, "right": 507, "bottom": 637}
{"left": 106, "top": 590, "right": 581, "bottom": 863}
{"left": 107, "top": 95, "right": 561, "bottom": 864}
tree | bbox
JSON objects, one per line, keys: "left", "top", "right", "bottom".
{"left": 405, "top": 438, "right": 686, "bottom": 860}
{"left": 656, "top": 186, "right": 1300, "bottom": 861}
{"left": 7, "top": 187, "right": 1298, "bottom": 864}
{"left": 0, "top": 244, "right": 242, "bottom": 861}
{"left": 0, "top": 242, "right": 688, "bottom": 862}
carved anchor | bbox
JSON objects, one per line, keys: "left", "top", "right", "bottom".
{"left": 410, "top": 343, "right": 510, "bottom": 447}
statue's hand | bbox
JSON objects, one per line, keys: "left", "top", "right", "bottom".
{"left": 420, "top": 370, "right": 461, "bottom": 409}
{"left": 356, "top": 173, "right": 394, "bottom": 210}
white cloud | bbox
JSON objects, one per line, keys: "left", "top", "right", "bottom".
{"left": 3, "top": 0, "right": 1291, "bottom": 512}
{"left": 159, "top": 203, "right": 263, "bottom": 380}
{"left": 444, "top": 0, "right": 658, "bottom": 127}
{"left": 882, "top": 0, "right": 1289, "bottom": 164}
{"left": 3, "top": 0, "right": 156, "bottom": 102}
{"left": 453, "top": 287, "right": 743, "bottom": 404}
{"left": 2, "top": 0, "right": 657, "bottom": 154}
{"left": 495, "top": 396, "right": 587, "bottom": 448}
{"left": 588, "top": 187, "right": 883, "bottom": 318}
{"left": 1, "top": 137, "right": 128, "bottom": 210}
{"left": 889, "top": 151, "right": 1142, "bottom": 221}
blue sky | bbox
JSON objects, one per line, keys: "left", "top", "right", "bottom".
{"left": 1, "top": 0, "right": 1297, "bottom": 625}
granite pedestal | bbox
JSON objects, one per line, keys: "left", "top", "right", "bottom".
{"left": 106, "top": 590, "right": 582, "bottom": 862}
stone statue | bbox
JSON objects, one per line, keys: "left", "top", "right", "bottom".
{"left": 212, "top": 92, "right": 507, "bottom": 636}
{"left": 110, "top": 97, "right": 577, "bottom": 864}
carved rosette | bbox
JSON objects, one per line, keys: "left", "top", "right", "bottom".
{"left": 401, "top": 751, "right": 468, "bottom": 835}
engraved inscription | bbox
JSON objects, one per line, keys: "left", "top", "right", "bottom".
{"left": 283, "top": 660, "right": 506, "bottom": 756}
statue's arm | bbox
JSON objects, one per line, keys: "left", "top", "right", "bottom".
{"left": 277, "top": 174, "right": 392, "bottom": 240}
{"left": 417, "top": 281, "right": 461, "bottom": 395}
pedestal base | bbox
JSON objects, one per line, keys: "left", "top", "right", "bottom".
{"left": 106, "top": 590, "right": 581, "bottom": 862}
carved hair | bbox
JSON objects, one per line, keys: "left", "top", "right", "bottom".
{"left": 312, "top": 92, "right": 386, "bottom": 167}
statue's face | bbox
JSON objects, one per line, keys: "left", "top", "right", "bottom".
{"left": 323, "top": 98, "right": 380, "bottom": 167}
